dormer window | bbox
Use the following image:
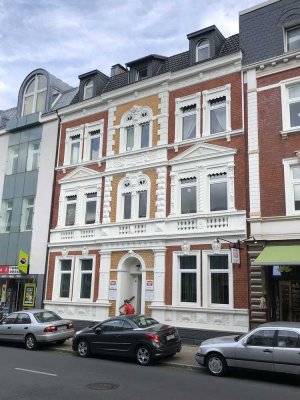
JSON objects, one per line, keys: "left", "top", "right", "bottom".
{"left": 196, "top": 39, "right": 210, "bottom": 62}
{"left": 136, "top": 66, "right": 148, "bottom": 81}
{"left": 286, "top": 25, "right": 300, "bottom": 52}
{"left": 83, "top": 80, "right": 93, "bottom": 100}
{"left": 22, "top": 74, "right": 47, "bottom": 116}
{"left": 51, "top": 89, "right": 61, "bottom": 107}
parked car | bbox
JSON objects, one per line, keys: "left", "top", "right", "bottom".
{"left": 195, "top": 322, "right": 300, "bottom": 377}
{"left": 72, "top": 314, "right": 182, "bottom": 366}
{"left": 0, "top": 309, "right": 74, "bottom": 350}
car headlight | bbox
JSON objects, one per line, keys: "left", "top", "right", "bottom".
{"left": 197, "top": 347, "right": 203, "bottom": 354}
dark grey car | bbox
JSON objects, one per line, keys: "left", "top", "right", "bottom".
{"left": 0, "top": 309, "right": 74, "bottom": 350}
{"left": 195, "top": 322, "right": 300, "bottom": 376}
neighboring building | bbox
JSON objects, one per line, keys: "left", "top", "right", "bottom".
{"left": 45, "top": 26, "right": 249, "bottom": 332}
{"left": 0, "top": 69, "right": 76, "bottom": 314}
{"left": 240, "top": 0, "right": 300, "bottom": 327}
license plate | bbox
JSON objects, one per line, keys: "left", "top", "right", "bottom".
{"left": 57, "top": 325, "right": 67, "bottom": 331}
{"left": 166, "top": 333, "right": 175, "bottom": 341}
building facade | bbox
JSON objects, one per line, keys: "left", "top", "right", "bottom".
{"left": 240, "top": 0, "right": 300, "bottom": 327}
{"left": 45, "top": 26, "right": 249, "bottom": 332}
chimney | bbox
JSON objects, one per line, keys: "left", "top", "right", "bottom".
{"left": 111, "top": 64, "right": 127, "bottom": 77}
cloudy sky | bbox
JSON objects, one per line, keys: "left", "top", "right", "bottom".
{"left": 0, "top": 0, "right": 263, "bottom": 110}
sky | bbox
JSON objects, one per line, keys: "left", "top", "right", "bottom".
{"left": 0, "top": 0, "right": 263, "bottom": 111}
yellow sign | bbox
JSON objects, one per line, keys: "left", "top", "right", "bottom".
{"left": 18, "top": 250, "right": 29, "bottom": 274}
{"left": 23, "top": 283, "right": 36, "bottom": 308}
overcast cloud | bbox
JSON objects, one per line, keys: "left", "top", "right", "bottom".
{"left": 0, "top": 0, "right": 262, "bottom": 110}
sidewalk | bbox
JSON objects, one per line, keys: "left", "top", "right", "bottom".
{"left": 49, "top": 339, "right": 200, "bottom": 369}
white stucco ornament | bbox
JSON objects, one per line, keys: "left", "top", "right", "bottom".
{"left": 181, "top": 241, "right": 190, "bottom": 254}
{"left": 82, "top": 246, "right": 89, "bottom": 257}
{"left": 61, "top": 248, "right": 68, "bottom": 257}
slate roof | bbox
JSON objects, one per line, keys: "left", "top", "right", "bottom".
{"left": 52, "top": 87, "right": 78, "bottom": 110}
{"left": 0, "top": 107, "right": 17, "bottom": 129}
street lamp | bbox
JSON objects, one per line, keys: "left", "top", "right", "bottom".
{"left": 212, "top": 237, "right": 241, "bottom": 249}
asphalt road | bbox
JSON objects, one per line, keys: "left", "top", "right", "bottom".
{"left": 1, "top": 343, "right": 300, "bottom": 400}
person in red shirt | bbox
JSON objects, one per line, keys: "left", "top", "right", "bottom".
{"left": 123, "top": 299, "right": 135, "bottom": 315}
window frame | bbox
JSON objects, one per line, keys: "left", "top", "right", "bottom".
{"left": 180, "top": 176, "right": 197, "bottom": 215}
{"left": 172, "top": 251, "right": 201, "bottom": 307}
{"left": 0, "top": 199, "right": 13, "bottom": 233}
{"left": 84, "top": 192, "right": 97, "bottom": 225}
{"left": 65, "top": 195, "right": 77, "bottom": 226}
{"left": 175, "top": 93, "right": 201, "bottom": 143}
{"left": 281, "top": 78, "right": 300, "bottom": 132}
{"left": 64, "top": 125, "right": 84, "bottom": 166}
{"left": 20, "top": 196, "right": 35, "bottom": 232}
{"left": 53, "top": 257, "right": 74, "bottom": 301}
{"left": 83, "top": 120, "right": 104, "bottom": 162}
{"left": 209, "top": 172, "right": 228, "bottom": 212}
{"left": 73, "top": 256, "right": 96, "bottom": 302}
{"left": 196, "top": 39, "right": 210, "bottom": 62}
{"left": 22, "top": 74, "right": 47, "bottom": 116}
{"left": 283, "top": 158, "right": 300, "bottom": 215}
{"left": 202, "top": 250, "right": 233, "bottom": 309}
{"left": 26, "top": 140, "right": 40, "bottom": 171}
{"left": 83, "top": 80, "right": 94, "bottom": 100}
{"left": 285, "top": 25, "right": 300, "bottom": 53}
{"left": 202, "top": 85, "right": 231, "bottom": 136}
{"left": 6, "top": 145, "right": 19, "bottom": 175}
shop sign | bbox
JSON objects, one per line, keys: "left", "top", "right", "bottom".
{"left": 23, "top": 283, "right": 36, "bottom": 308}
{"left": 0, "top": 266, "right": 20, "bottom": 275}
{"left": 231, "top": 248, "right": 240, "bottom": 264}
{"left": 146, "top": 280, "right": 154, "bottom": 291}
{"left": 109, "top": 280, "right": 117, "bottom": 290}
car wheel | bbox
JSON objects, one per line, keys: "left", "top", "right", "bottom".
{"left": 56, "top": 339, "right": 66, "bottom": 345}
{"left": 206, "top": 353, "right": 228, "bottom": 376}
{"left": 136, "top": 345, "right": 153, "bottom": 366}
{"left": 77, "top": 340, "right": 90, "bottom": 358}
{"left": 25, "top": 334, "right": 38, "bottom": 350}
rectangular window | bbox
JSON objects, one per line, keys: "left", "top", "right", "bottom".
{"left": 210, "top": 97, "right": 226, "bottom": 134}
{"left": 292, "top": 165, "right": 300, "bottom": 210}
{"left": 21, "top": 197, "right": 35, "bottom": 231}
{"left": 138, "top": 191, "right": 147, "bottom": 218}
{"left": 209, "top": 255, "right": 229, "bottom": 305}
{"left": 59, "top": 260, "right": 72, "bottom": 298}
{"left": 137, "top": 67, "right": 148, "bottom": 80}
{"left": 182, "top": 104, "right": 196, "bottom": 140}
{"left": 287, "top": 26, "right": 300, "bottom": 52}
{"left": 123, "top": 193, "right": 132, "bottom": 219}
{"left": 180, "top": 256, "right": 197, "bottom": 303}
{"left": 141, "top": 122, "right": 149, "bottom": 148}
{"left": 65, "top": 195, "right": 77, "bottom": 226}
{"left": 80, "top": 259, "right": 93, "bottom": 299}
{"left": 288, "top": 84, "right": 300, "bottom": 128}
{"left": 70, "top": 136, "right": 80, "bottom": 164}
{"left": 1, "top": 200, "right": 13, "bottom": 232}
{"left": 180, "top": 177, "right": 197, "bottom": 214}
{"left": 85, "top": 193, "right": 97, "bottom": 224}
{"left": 90, "top": 136, "right": 100, "bottom": 160}
{"left": 126, "top": 126, "right": 134, "bottom": 151}
{"left": 210, "top": 173, "right": 228, "bottom": 211}
{"left": 6, "top": 145, "right": 19, "bottom": 175}
{"left": 27, "top": 141, "right": 40, "bottom": 171}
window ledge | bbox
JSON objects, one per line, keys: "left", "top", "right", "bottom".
{"left": 173, "top": 128, "right": 243, "bottom": 149}
{"left": 281, "top": 127, "right": 300, "bottom": 138}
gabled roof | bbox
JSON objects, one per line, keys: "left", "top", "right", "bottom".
{"left": 0, "top": 107, "right": 17, "bottom": 129}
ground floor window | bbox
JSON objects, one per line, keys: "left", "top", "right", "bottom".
{"left": 209, "top": 255, "right": 229, "bottom": 305}
{"left": 180, "top": 255, "right": 197, "bottom": 303}
{"left": 80, "top": 259, "right": 93, "bottom": 299}
{"left": 59, "top": 260, "right": 72, "bottom": 298}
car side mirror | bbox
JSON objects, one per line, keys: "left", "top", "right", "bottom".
{"left": 95, "top": 327, "right": 102, "bottom": 334}
{"left": 242, "top": 340, "right": 247, "bottom": 347}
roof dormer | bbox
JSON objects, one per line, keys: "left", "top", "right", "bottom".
{"left": 78, "top": 70, "right": 109, "bottom": 102}
{"left": 126, "top": 54, "right": 167, "bottom": 84}
{"left": 187, "top": 25, "right": 225, "bottom": 66}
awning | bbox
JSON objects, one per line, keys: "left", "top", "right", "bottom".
{"left": 252, "top": 245, "right": 300, "bottom": 266}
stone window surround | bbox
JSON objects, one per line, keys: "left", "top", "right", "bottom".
{"left": 175, "top": 93, "right": 201, "bottom": 143}
{"left": 283, "top": 157, "right": 300, "bottom": 215}
{"left": 281, "top": 77, "right": 300, "bottom": 134}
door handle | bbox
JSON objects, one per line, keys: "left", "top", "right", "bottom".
{"left": 115, "top": 335, "right": 121, "bottom": 338}
{"left": 24, "top": 327, "right": 28, "bottom": 330}
{"left": 7, "top": 327, "right": 11, "bottom": 329}
{"left": 263, "top": 349, "right": 273, "bottom": 353}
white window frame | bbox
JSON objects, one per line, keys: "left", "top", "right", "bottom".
{"left": 179, "top": 175, "right": 197, "bottom": 215}
{"left": 119, "top": 107, "right": 153, "bottom": 153}
{"left": 202, "top": 85, "right": 231, "bottom": 136}
{"left": 22, "top": 74, "right": 47, "bottom": 116}
{"left": 175, "top": 93, "right": 201, "bottom": 143}
{"left": 83, "top": 80, "right": 94, "bottom": 100}
{"left": 281, "top": 78, "right": 300, "bottom": 132}
{"left": 52, "top": 256, "right": 75, "bottom": 301}
{"left": 196, "top": 39, "right": 210, "bottom": 62}
{"left": 208, "top": 172, "right": 228, "bottom": 212}
{"left": 64, "top": 125, "right": 84, "bottom": 166}
{"left": 83, "top": 120, "right": 104, "bottom": 162}
{"left": 20, "top": 196, "right": 35, "bottom": 231}
{"left": 0, "top": 200, "right": 13, "bottom": 233}
{"left": 285, "top": 25, "right": 300, "bottom": 53}
{"left": 202, "top": 250, "right": 233, "bottom": 309}
{"left": 26, "top": 140, "right": 40, "bottom": 171}
{"left": 172, "top": 251, "right": 201, "bottom": 307}
{"left": 65, "top": 195, "right": 77, "bottom": 226}
{"left": 117, "top": 174, "right": 150, "bottom": 222}
{"left": 283, "top": 158, "right": 300, "bottom": 215}
{"left": 6, "top": 145, "right": 19, "bottom": 175}
{"left": 73, "top": 255, "right": 96, "bottom": 302}
{"left": 84, "top": 192, "right": 97, "bottom": 225}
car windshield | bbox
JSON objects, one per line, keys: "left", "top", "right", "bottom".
{"left": 132, "top": 316, "right": 158, "bottom": 328}
{"left": 234, "top": 333, "right": 246, "bottom": 342}
{"left": 34, "top": 311, "right": 62, "bottom": 323}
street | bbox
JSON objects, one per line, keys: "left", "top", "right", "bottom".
{"left": 0, "top": 344, "right": 300, "bottom": 400}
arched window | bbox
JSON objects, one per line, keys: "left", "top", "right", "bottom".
{"left": 118, "top": 175, "right": 150, "bottom": 221}
{"left": 22, "top": 74, "right": 47, "bottom": 115}
{"left": 83, "top": 80, "right": 94, "bottom": 100}
{"left": 120, "top": 106, "right": 152, "bottom": 152}
{"left": 196, "top": 39, "right": 210, "bottom": 62}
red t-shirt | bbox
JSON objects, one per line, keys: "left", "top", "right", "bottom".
{"left": 124, "top": 303, "right": 135, "bottom": 315}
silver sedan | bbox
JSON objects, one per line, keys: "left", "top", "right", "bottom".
{"left": 195, "top": 322, "right": 300, "bottom": 376}
{"left": 0, "top": 309, "right": 74, "bottom": 350}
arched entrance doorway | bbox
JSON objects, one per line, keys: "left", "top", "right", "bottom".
{"left": 117, "top": 254, "right": 145, "bottom": 315}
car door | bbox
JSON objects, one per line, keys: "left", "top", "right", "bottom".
{"left": 273, "top": 329, "right": 300, "bottom": 374}
{"left": 0, "top": 314, "right": 18, "bottom": 341}
{"left": 113, "top": 320, "right": 134, "bottom": 353}
{"left": 13, "top": 313, "right": 32, "bottom": 341}
{"left": 235, "top": 329, "right": 275, "bottom": 372}
{"left": 92, "top": 319, "right": 124, "bottom": 354}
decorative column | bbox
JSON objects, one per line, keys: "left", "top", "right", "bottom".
{"left": 97, "top": 250, "right": 111, "bottom": 305}
{"left": 152, "top": 247, "right": 166, "bottom": 306}
{"left": 227, "top": 162, "right": 236, "bottom": 211}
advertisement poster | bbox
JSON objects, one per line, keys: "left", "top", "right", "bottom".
{"left": 1, "top": 284, "right": 6, "bottom": 303}
{"left": 23, "top": 283, "right": 36, "bottom": 308}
